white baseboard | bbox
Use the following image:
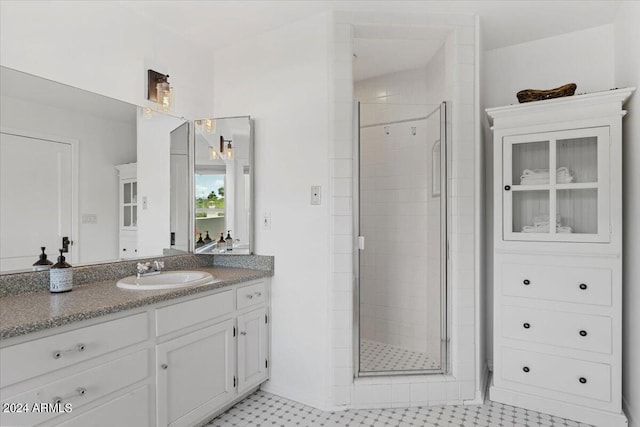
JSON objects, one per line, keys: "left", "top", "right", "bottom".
{"left": 490, "top": 384, "right": 628, "bottom": 427}
{"left": 624, "top": 395, "right": 636, "bottom": 427}
{"left": 261, "top": 380, "right": 332, "bottom": 412}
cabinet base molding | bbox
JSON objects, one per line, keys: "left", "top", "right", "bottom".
{"left": 490, "top": 385, "right": 628, "bottom": 427}
{"left": 196, "top": 385, "right": 261, "bottom": 427}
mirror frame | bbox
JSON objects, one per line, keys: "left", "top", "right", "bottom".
{"left": 190, "top": 116, "right": 254, "bottom": 255}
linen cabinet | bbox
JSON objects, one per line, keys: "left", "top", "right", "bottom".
{"left": 487, "top": 87, "right": 635, "bottom": 427}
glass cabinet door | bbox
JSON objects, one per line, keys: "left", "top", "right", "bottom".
{"left": 122, "top": 179, "right": 138, "bottom": 229}
{"left": 503, "top": 127, "right": 610, "bottom": 242}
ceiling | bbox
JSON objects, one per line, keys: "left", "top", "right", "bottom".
{"left": 121, "top": 0, "right": 622, "bottom": 52}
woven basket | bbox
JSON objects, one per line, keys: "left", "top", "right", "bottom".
{"left": 517, "top": 83, "right": 577, "bottom": 103}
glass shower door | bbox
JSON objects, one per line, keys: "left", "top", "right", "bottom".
{"left": 356, "top": 102, "right": 448, "bottom": 376}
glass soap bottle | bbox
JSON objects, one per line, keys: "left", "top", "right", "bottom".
{"left": 218, "top": 232, "right": 226, "bottom": 253}
{"left": 32, "top": 247, "right": 53, "bottom": 271}
{"left": 225, "top": 231, "right": 233, "bottom": 252}
{"left": 50, "top": 249, "right": 73, "bottom": 293}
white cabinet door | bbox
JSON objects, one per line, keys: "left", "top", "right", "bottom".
{"left": 237, "top": 307, "right": 268, "bottom": 393}
{"left": 156, "top": 319, "right": 235, "bottom": 427}
{"left": 502, "top": 127, "right": 610, "bottom": 243}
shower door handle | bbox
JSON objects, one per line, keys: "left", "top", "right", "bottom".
{"left": 358, "top": 236, "right": 365, "bottom": 250}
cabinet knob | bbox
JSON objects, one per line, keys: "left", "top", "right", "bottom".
{"left": 523, "top": 366, "right": 530, "bottom": 373}
{"left": 240, "top": 331, "right": 247, "bottom": 335}
{"left": 579, "top": 330, "right": 588, "bottom": 337}
{"left": 523, "top": 279, "right": 530, "bottom": 285}
{"left": 254, "top": 292, "right": 262, "bottom": 297}
{"left": 523, "top": 323, "right": 531, "bottom": 329}
{"left": 504, "top": 185, "right": 511, "bottom": 191}
{"left": 579, "top": 377, "right": 587, "bottom": 384}
{"left": 246, "top": 294, "right": 253, "bottom": 300}
{"left": 161, "top": 364, "right": 168, "bottom": 370}
{"left": 52, "top": 397, "right": 62, "bottom": 405}
{"left": 52, "top": 351, "right": 62, "bottom": 360}
{"left": 579, "top": 283, "right": 588, "bottom": 290}
{"left": 77, "top": 343, "right": 86, "bottom": 352}
{"left": 77, "top": 387, "right": 87, "bottom": 397}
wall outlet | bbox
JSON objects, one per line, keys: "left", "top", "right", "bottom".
{"left": 262, "top": 212, "right": 271, "bottom": 230}
{"left": 311, "top": 186, "right": 321, "bottom": 205}
{"left": 142, "top": 196, "right": 148, "bottom": 210}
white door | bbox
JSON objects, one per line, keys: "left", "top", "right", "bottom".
{"left": 0, "top": 130, "right": 74, "bottom": 271}
{"left": 156, "top": 319, "right": 236, "bottom": 427}
{"left": 237, "top": 307, "right": 268, "bottom": 393}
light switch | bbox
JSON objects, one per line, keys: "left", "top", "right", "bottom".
{"left": 311, "top": 186, "right": 321, "bottom": 205}
{"left": 262, "top": 212, "right": 271, "bottom": 230}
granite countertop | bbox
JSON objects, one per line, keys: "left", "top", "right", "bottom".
{"left": 0, "top": 267, "right": 272, "bottom": 340}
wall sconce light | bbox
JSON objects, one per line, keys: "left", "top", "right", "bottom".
{"left": 147, "top": 69, "right": 172, "bottom": 112}
{"left": 220, "top": 136, "right": 233, "bottom": 160}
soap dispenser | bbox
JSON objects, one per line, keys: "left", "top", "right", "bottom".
{"left": 32, "top": 247, "right": 53, "bottom": 271}
{"left": 217, "top": 232, "right": 226, "bottom": 253}
{"left": 195, "top": 233, "right": 204, "bottom": 248}
{"left": 225, "top": 231, "right": 233, "bottom": 252}
{"left": 204, "top": 231, "right": 212, "bottom": 244}
{"left": 50, "top": 249, "right": 73, "bottom": 293}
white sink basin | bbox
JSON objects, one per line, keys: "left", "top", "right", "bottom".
{"left": 116, "top": 271, "right": 214, "bottom": 290}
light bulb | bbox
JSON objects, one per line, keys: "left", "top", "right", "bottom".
{"left": 227, "top": 142, "right": 233, "bottom": 159}
{"left": 156, "top": 81, "right": 172, "bottom": 112}
{"left": 205, "top": 119, "right": 215, "bottom": 133}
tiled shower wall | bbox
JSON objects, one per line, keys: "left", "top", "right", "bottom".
{"left": 328, "top": 11, "right": 481, "bottom": 410}
{"left": 355, "top": 57, "right": 446, "bottom": 355}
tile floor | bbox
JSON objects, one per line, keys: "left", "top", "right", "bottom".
{"left": 360, "top": 339, "right": 440, "bottom": 372}
{"left": 207, "top": 389, "right": 593, "bottom": 427}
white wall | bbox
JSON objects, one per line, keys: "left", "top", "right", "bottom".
{"left": 482, "top": 24, "right": 616, "bottom": 367}
{"left": 212, "top": 13, "right": 331, "bottom": 408}
{"left": 0, "top": 1, "right": 214, "bottom": 119}
{"left": 0, "top": 95, "right": 136, "bottom": 264}
{"left": 614, "top": 3, "right": 640, "bottom": 425}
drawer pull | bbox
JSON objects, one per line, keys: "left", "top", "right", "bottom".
{"left": 52, "top": 343, "right": 87, "bottom": 360}
{"left": 523, "top": 323, "right": 531, "bottom": 329}
{"left": 246, "top": 294, "right": 253, "bottom": 300}
{"left": 523, "top": 366, "right": 530, "bottom": 373}
{"left": 523, "top": 279, "right": 530, "bottom": 285}
{"left": 579, "top": 377, "right": 587, "bottom": 384}
{"left": 240, "top": 331, "right": 247, "bottom": 336}
{"left": 579, "top": 330, "right": 588, "bottom": 337}
{"left": 161, "top": 364, "right": 168, "bottom": 370}
{"left": 254, "top": 292, "right": 262, "bottom": 297}
{"left": 579, "top": 283, "right": 588, "bottom": 290}
{"left": 504, "top": 185, "right": 511, "bottom": 191}
{"left": 52, "top": 387, "right": 87, "bottom": 405}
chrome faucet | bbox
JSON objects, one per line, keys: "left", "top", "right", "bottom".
{"left": 136, "top": 260, "right": 164, "bottom": 278}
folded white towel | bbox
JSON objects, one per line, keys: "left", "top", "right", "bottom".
{"left": 520, "top": 167, "right": 574, "bottom": 185}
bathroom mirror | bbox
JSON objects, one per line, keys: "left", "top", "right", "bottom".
{"left": 0, "top": 66, "right": 189, "bottom": 273}
{"left": 193, "top": 116, "right": 253, "bottom": 254}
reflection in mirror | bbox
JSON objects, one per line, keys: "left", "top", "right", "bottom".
{"left": 194, "top": 117, "right": 253, "bottom": 254}
{"left": 0, "top": 66, "right": 189, "bottom": 273}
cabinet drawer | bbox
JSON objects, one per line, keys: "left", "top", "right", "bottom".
{"left": 502, "top": 263, "right": 612, "bottom": 306}
{"left": 0, "top": 313, "right": 149, "bottom": 388}
{"left": 0, "top": 350, "right": 148, "bottom": 426}
{"left": 156, "top": 290, "right": 233, "bottom": 336}
{"left": 501, "top": 347, "right": 611, "bottom": 402}
{"left": 502, "top": 306, "right": 612, "bottom": 353}
{"left": 237, "top": 281, "right": 266, "bottom": 310}
{"left": 55, "top": 384, "right": 150, "bottom": 427}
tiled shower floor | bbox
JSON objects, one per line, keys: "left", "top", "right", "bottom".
{"left": 360, "top": 339, "right": 440, "bottom": 372}
{"left": 207, "top": 389, "right": 593, "bottom": 427}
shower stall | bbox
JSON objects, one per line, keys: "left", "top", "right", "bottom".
{"left": 354, "top": 101, "right": 449, "bottom": 376}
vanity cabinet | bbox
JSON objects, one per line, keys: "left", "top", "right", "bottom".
{"left": 0, "top": 313, "right": 152, "bottom": 427}
{"left": 156, "top": 320, "right": 236, "bottom": 427}
{"left": 0, "top": 277, "right": 271, "bottom": 427}
{"left": 115, "top": 162, "right": 138, "bottom": 259}
{"left": 487, "top": 88, "right": 634, "bottom": 427}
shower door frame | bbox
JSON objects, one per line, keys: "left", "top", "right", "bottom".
{"left": 353, "top": 101, "right": 450, "bottom": 378}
